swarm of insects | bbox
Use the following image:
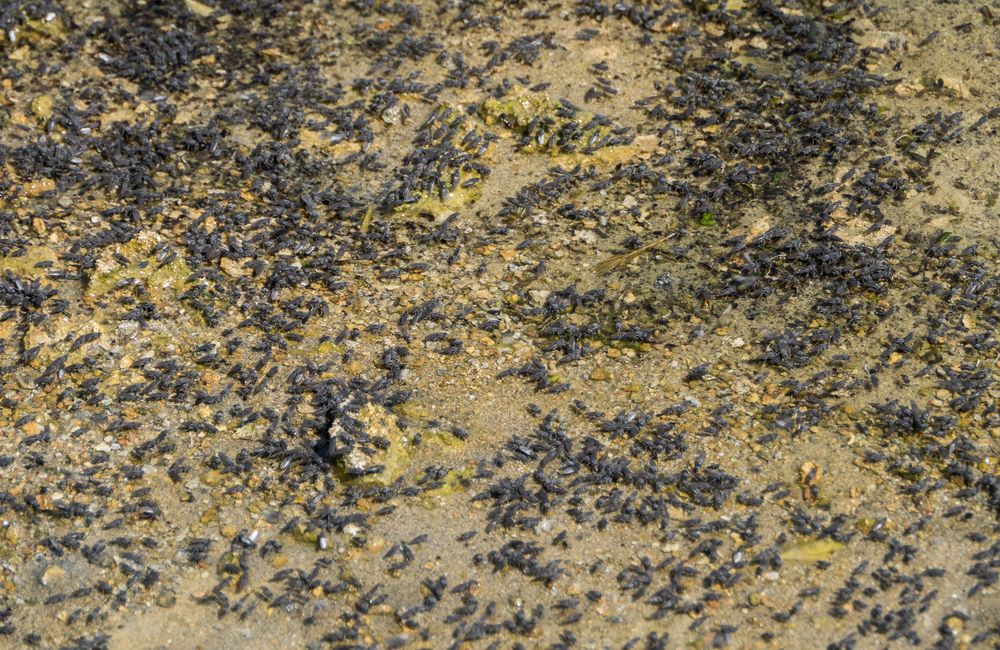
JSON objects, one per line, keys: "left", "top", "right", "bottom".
{"left": 1, "top": 0, "right": 999, "bottom": 648}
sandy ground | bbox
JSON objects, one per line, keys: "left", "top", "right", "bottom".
{"left": 1, "top": 0, "right": 999, "bottom": 648}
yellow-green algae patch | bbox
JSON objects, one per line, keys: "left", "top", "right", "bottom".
{"left": 480, "top": 89, "right": 564, "bottom": 133}
{"left": 2, "top": 246, "right": 58, "bottom": 278}
{"left": 391, "top": 172, "right": 483, "bottom": 220}
{"left": 419, "top": 466, "right": 475, "bottom": 509}
{"left": 479, "top": 87, "right": 621, "bottom": 154}
{"left": 781, "top": 537, "right": 845, "bottom": 563}
{"left": 84, "top": 230, "right": 191, "bottom": 302}
{"left": 286, "top": 338, "right": 343, "bottom": 360}
{"left": 389, "top": 104, "right": 489, "bottom": 220}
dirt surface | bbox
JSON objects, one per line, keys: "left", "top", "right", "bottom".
{"left": 1, "top": 0, "right": 999, "bottom": 648}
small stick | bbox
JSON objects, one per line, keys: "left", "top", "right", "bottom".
{"left": 593, "top": 236, "right": 669, "bottom": 274}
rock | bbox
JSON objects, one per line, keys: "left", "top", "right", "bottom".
{"left": 589, "top": 367, "right": 612, "bottom": 381}
{"left": 528, "top": 289, "right": 550, "bottom": 305}
{"left": 938, "top": 75, "right": 970, "bottom": 99}
{"left": 337, "top": 404, "right": 411, "bottom": 485}
{"left": 219, "top": 258, "right": 245, "bottom": 277}
{"left": 534, "top": 518, "right": 554, "bottom": 533}
{"left": 894, "top": 79, "right": 924, "bottom": 97}
{"left": 23, "top": 178, "right": 56, "bottom": 196}
{"left": 116, "top": 322, "right": 139, "bottom": 340}
{"left": 30, "top": 94, "right": 53, "bottom": 121}
{"left": 747, "top": 216, "right": 771, "bottom": 239}
{"left": 201, "top": 469, "right": 224, "bottom": 486}
{"left": 853, "top": 18, "right": 905, "bottom": 50}
{"left": 380, "top": 104, "right": 403, "bottom": 125}
{"left": 895, "top": 75, "right": 971, "bottom": 99}
{"left": 40, "top": 564, "right": 67, "bottom": 587}
{"left": 184, "top": 0, "right": 216, "bottom": 17}
{"left": 798, "top": 461, "right": 822, "bottom": 486}
{"left": 156, "top": 592, "right": 177, "bottom": 608}
{"left": 342, "top": 446, "right": 376, "bottom": 476}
